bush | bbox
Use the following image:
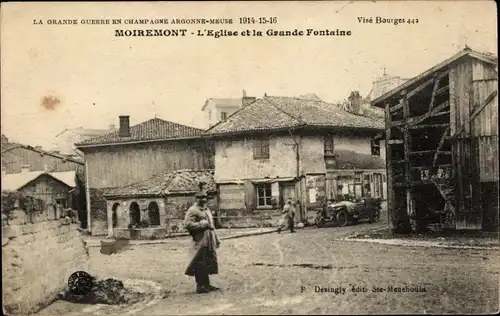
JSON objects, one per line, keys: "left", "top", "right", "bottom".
{"left": 1, "top": 191, "right": 45, "bottom": 219}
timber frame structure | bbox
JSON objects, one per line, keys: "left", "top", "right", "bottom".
{"left": 371, "top": 48, "right": 498, "bottom": 232}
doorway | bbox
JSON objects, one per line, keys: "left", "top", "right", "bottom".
{"left": 111, "top": 203, "right": 119, "bottom": 228}
{"left": 129, "top": 202, "right": 140, "bottom": 226}
{"left": 279, "top": 181, "right": 299, "bottom": 222}
{"left": 148, "top": 202, "right": 161, "bottom": 226}
{"left": 279, "top": 182, "right": 296, "bottom": 207}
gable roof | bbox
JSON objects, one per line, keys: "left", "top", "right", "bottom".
{"left": 1, "top": 171, "right": 76, "bottom": 191}
{"left": 102, "top": 169, "right": 215, "bottom": 198}
{"left": 297, "top": 93, "right": 323, "bottom": 102}
{"left": 371, "top": 48, "right": 498, "bottom": 108}
{"left": 203, "top": 96, "right": 384, "bottom": 136}
{"left": 75, "top": 118, "right": 204, "bottom": 148}
{"left": 1, "top": 143, "right": 84, "bottom": 165}
{"left": 201, "top": 98, "right": 243, "bottom": 111}
{"left": 56, "top": 127, "right": 114, "bottom": 138}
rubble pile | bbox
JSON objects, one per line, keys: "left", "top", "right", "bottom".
{"left": 59, "top": 278, "right": 145, "bottom": 305}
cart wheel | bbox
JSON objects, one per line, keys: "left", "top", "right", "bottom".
{"left": 336, "top": 210, "right": 349, "bottom": 227}
{"left": 68, "top": 271, "right": 93, "bottom": 295}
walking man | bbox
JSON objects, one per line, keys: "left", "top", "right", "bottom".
{"left": 184, "top": 191, "right": 221, "bottom": 294}
{"left": 281, "top": 198, "right": 296, "bottom": 233}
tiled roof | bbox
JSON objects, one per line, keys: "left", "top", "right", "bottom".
{"left": 1, "top": 171, "right": 76, "bottom": 191}
{"left": 102, "top": 169, "right": 215, "bottom": 198}
{"left": 204, "top": 96, "right": 384, "bottom": 136}
{"left": 75, "top": 118, "right": 204, "bottom": 147}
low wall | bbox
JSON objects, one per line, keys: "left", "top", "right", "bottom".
{"left": 2, "top": 210, "right": 90, "bottom": 315}
{"left": 218, "top": 209, "right": 284, "bottom": 228}
{"left": 114, "top": 227, "right": 167, "bottom": 240}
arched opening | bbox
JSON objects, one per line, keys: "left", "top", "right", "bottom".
{"left": 148, "top": 202, "right": 160, "bottom": 226}
{"left": 112, "top": 203, "right": 119, "bottom": 228}
{"left": 129, "top": 202, "right": 140, "bottom": 226}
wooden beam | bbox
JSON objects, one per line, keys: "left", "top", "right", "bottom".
{"left": 432, "top": 111, "right": 450, "bottom": 117}
{"left": 402, "top": 92, "right": 414, "bottom": 226}
{"left": 453, "top": 90, "right": 498, "bottom": 138}
{"left": 428, "top": 78, "right": 442, "bottom": 111}
{"left": 390, "top": 102, "right": 403, "bottom": 113}
{"left": 392, "top": 159, "right": 406, "bottom": 164}
{"left": 435, "top": 85, "right": 449, "bottom": 96}
{"left": 432, "top": 127, "right": 451, "bottom": 169}
{"left": 388, "top": 139, "right": 403, "bottom": 145}
{"left": 412, "top": 164, "right": 452, "bottom": 170}
{"left": 385, "top": 101, "right": 395, "bottom": 227}
{"left": 410, "top": 150, "right": 451, "bottom": 156}
{"left": 406, "top": 101, "right": 450, "bottom": 128}
{"left": 410, "top": 123, "right": 449, "bottom": 130}
{"left": 407, "top": 71, "right": 449, "bottom": 99}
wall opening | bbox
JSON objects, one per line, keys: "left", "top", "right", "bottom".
{"left": 129, "top": 202, "right": 140, "bottom": 225}
{"left": 148, "top": 202, "right": 161, "bottom": 226}
{"left": 112, "top": 203, "right": 119, "bottom": 228}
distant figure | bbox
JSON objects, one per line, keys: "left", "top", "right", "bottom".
{"left": 277, "top": 208, "right": 288, "bottom": 234}
{"left": 281, "top": 198, "right": 296, "bottom": 233}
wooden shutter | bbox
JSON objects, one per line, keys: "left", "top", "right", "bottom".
{"left": 243, "top": 181, "right": 256, "bottom": 212}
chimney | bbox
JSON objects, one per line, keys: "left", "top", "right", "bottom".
{"left": 242, "top": 90, "right": 256, "bottom": 107}
{"left": 109, "top": 124, "right": 116, "bottom": 131}
{"left": 20, "top": 165, "right": 30, "bottom": 173}
{"left": 348, "top": 91, "right": 363, "bottom": 115}
{"left": 119, "top": 116, "right": 130, "bottom": 137}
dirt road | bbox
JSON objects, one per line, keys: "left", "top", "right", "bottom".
{"left": 38, "top": 217, "right": 499, "bottom": 315}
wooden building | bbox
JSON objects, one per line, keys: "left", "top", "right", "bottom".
{"left": 371, "top": 48, "right": 498, "bottom": 232}
{"left": 1, "top": 170, "right": 77, "bottom": 218}
{"left": 75, "top": 115, "right": 214, "bottom": 235}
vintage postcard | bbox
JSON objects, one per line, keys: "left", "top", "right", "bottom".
{"left": 1, "top": 1, "right": 498, "bottom": 315}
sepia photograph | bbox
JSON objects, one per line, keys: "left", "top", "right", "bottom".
{"left": 1, "top": 1, "right": 498, "bottom": 315}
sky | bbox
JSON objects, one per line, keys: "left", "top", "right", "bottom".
{"left": 1, "top": 1, "right": 497, "bottom": 149}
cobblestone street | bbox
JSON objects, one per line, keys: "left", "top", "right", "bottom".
{"left": 38, "top": 216, "right": 499, "bottom": 315}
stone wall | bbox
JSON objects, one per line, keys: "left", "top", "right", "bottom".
{"left": 2, "top": 211, "right": 90, "bottom": 315}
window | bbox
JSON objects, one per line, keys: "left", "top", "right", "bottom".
{"left": 208, "top": 110, "right": 212, "bottom": 120}
{"left": 220, "top": 112, "right": 227, "bottom": 121}
{"left": 324, "top": 134, "right": 335, "bottom": 156}
{"left": 354, "top": 172, "right": 363, "bottom": 183}
{"left": 371, "top": 139, "right": 381, "bottom": 156}
{"left": 253, "top": 137, "right": 270, "bottom": 159}
{"left": 256, "top": 183, "right": 272, "bottom": 207}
